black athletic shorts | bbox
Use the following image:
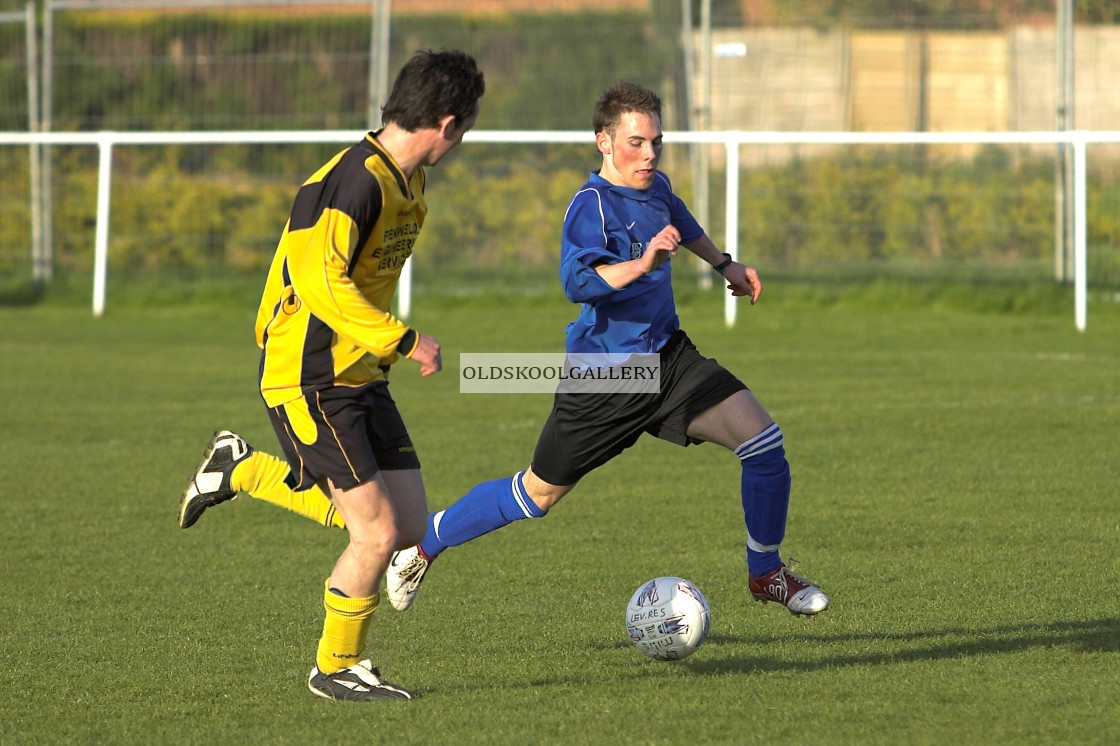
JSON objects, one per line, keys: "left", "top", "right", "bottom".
{"left": 530, "top": 329, "right": 747, "bottom": 486}
{"left": 266, "top": 380, "right": 420, "bottom": 492}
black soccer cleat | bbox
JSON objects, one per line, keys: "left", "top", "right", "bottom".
{"left": 307, "top": 659, "right": 413, "bottom": 701}
{"left": 178, "top": 430, "right": 252, "bottom": 529}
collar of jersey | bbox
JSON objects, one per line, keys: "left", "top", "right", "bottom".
{"left": 365, "top": 129, "right": 411, "bottom": 198}
{"left": 589, "top": 170, "right": 654, "bottom": 202}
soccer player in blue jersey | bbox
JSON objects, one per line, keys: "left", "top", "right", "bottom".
{"left": 385, "top": 81, "right": 830, "bottom": 617}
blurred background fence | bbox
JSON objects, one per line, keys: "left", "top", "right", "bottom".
{"left": 1, "top": 0, "right": 1118, "bottom": 310}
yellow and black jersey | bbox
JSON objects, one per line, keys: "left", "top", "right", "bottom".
{"left": 255, "top": 131, "right": 426, "bottom": 408}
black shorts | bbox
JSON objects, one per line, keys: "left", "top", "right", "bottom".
{"left": 530, "top": 330, "right": 747, "bottom": 486}
{"left": 266, "top": 380, "right": 420, "bottom": 492}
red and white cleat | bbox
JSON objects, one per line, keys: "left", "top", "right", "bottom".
{"left": 749, "top": 563, "right": 830, "bottom": 616}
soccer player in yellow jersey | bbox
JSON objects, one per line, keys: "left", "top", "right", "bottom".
{"left": 178, "top": 49, "right": 484, "bottom": 701}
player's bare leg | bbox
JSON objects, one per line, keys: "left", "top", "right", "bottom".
{"left": 307, "top": 473, "right": 425, "bottom": 701}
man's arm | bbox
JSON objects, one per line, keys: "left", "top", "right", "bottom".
{"left": 287, "top": 209, "right": 424, "bottom": 363}
{"left": 561, "top": 189, "right": 624, "bottom": 302}
{"left": 682, "top": 233, "right": 763, "bottom": 304}
{"left": 594, "top": 224, "right": 680, "bottom": 289}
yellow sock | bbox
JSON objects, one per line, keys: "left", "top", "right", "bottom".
{"left": 231, "top": 451, "right": 345, "bottom": 528}
{"left": 315, "top": 580, "right": 379, "bottom": 673}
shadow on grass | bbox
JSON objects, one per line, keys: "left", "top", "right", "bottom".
{"left": 417, "top": 619, "right": 1120, "bottom": 696}
{"left": 673, "top": 617, "right": 1120, "bottom": 674}
{"left": 580, "top": 618, "right": 1119, "bottom": 673}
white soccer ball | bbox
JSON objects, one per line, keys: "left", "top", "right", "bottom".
{"left": 625, "top": 576, "right": 711, "bottom": 661}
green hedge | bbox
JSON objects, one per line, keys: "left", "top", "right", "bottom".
{"left": 6, "top": 143, "right": 1117, "bottom": 290}
{"left": 741, "top": 147, "right": 1060, "bottom": 268}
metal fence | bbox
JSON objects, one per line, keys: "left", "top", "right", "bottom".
{"left": 2, "top": 0, "right": 1118, "bottom": 313}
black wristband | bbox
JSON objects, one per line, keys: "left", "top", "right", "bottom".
{"left": 396, "top": 328, "right": 419, "bottom": 358}
{"left": 713, "top": 253, "right": 733, "bottom": 273}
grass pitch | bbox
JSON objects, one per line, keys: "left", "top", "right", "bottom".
{"left": 1, "top": 285, "right": 1117, "bottom": 744}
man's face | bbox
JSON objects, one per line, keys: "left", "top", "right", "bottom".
{"left": 427, "top": 106, "right": 479, "bottom": 166}
{"left": 598, "top": 110, "right": 663, "bottom": 190}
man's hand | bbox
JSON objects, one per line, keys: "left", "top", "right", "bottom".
{"left": 639, "top": 225, "right": 681, "bottom": 274}
{"left": 722, "top": 262, "right": 763, "bottom": 304}
{"left": 594, "top": 224, "right": 681, "bottom": 289}
{"left": 408, "top": 333, "right": 442, "bottom": 376}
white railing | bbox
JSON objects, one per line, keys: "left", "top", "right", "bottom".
{"left": 2, "top": 128, "right": 1118, "bottom": 330}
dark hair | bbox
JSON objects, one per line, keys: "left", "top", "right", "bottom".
{"left": 592, "top": 81, "right": 662, "bottom": 136}
{"left": 381, "top": 49, "right": 485, "bottom": 130}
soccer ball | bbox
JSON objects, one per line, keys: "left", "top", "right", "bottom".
{"left": 625, "top": 576, "right": 711, "bottom": 661}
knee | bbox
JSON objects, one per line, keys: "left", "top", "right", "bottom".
{"left": 344, "top": 511, "right": 400, "bottom": 560}
{"left": 347, "top": 531, "right": 397, "bottom": 570}
{"left": 527, "top": 481, "right": 573, "bottom": 512}
{"left": 736, "top": 421, "right": 784, "bottom": 459}
{"left": 523, "top": 466, "right": 571, "bottom": 512}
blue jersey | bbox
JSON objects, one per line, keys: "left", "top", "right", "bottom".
{"left": 560, "top": 170, "right": 704, "bottom": 354}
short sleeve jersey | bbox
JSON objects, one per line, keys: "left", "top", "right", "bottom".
{"left": 560, "top": 170, "right": 704, "bottom": 354}
{"left": 255, "top": 131, "right": 425, "bottom": 407}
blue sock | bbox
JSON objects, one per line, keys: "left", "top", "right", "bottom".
{"left": 736, "top": 423, "right": 790, "bottom": 577}
{"left": 419, "top": 471, "right": 546, "bottom": 559}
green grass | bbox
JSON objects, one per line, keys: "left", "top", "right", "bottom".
{"left": 1, "top": 286, "right": 1118, "bottom": 745}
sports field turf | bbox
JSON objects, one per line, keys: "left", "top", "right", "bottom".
{"left": 2, "top": 285, "right": 1117, "bottom": 744}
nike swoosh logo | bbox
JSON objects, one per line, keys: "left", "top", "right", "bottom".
{"left": 626, "top": 221, "right": 637, "bottom": 230}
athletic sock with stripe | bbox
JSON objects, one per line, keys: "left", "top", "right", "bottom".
{"left": 737, "top": 423, "right": 791, "bottom": 577}
{"left": 419, "top": 471, "right": 546, "bottom": 559}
